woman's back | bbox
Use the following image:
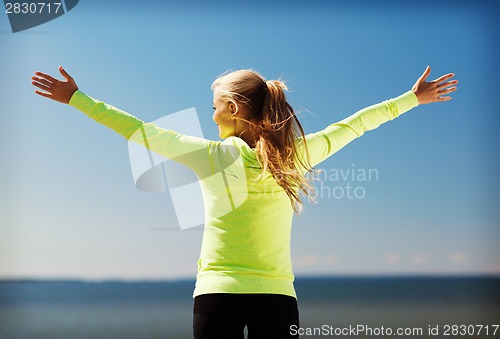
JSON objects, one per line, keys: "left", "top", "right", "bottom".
{"left": 194, "top": 135, "right": 297, "bottom": 298}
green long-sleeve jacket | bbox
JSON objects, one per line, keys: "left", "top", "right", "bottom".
{"left": 69, "top": 90, "right": 419, "bottom": 298}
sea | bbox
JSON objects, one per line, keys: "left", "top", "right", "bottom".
{"left": 0, "top": 277, "right": 499, "bottom": 339}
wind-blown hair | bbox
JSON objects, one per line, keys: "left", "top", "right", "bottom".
{"left": 211, "top": 69, "right": 315, "bottom": 213}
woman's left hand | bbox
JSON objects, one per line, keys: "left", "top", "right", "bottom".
{"left": 412, "top": 66, "right": 458, "bottom": 105}
{"left": 32, "top": 66, "right": 78, "bottom": 104}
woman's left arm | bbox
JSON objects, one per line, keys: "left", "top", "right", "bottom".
{"left": 32, "top": 67, "right": 215, "bottom": 173}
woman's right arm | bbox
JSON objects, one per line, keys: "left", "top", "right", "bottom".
{"left": 301, "top": 91, "right": 419, "bottom": 168}
{"left": 299, "top": 66, "right": 458, "bottom": 168}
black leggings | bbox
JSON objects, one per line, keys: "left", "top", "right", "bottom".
{"left": 193, "top": 293, "right": 300, "bottom": 339}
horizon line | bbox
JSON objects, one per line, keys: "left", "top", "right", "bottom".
{"left": 1, "top": 272, "right": 499, "bottom": 283}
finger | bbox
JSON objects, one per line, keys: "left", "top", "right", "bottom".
{"left": 437, "top": 80, "right": 459, "bottom": 88}
{"left": 433, "top": 73, "right": 455, "bottom": 84}
{"left": 32, "top": 80, "right": 52, "bottom": 91}
{"left": 438, "top": 86, "right": 457, "bottom": 94}
{"left": 419, "top": 66, "right": 431, "bottom": 83}
{"left": 33, "top": 72, "right": 54, "bottom": 84}
{"left": 32, "top": 76, "right": 52, "bottom": 88}
{"left": 34, "top": 90, "right": 53, "bottom": 98}
{"left": 34, "top": 71, "right": 59, "bottom": 84}
{"left": 437, "top": 96, "right": 452, "bottom": 101}
{"left": 59, "top": 66, "right": 73, "bottom": 81}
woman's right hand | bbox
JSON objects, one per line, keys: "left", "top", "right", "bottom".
{"left": 32, "top": 66, "right": 79, "bottom": 104}
{"left": 411, "top": 66, "right": 458, "bottom": 105}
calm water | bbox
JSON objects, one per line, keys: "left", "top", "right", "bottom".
{"left": 1, "top": 277, "right": 499, "bottom": 338}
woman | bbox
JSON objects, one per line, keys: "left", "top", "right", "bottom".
{"left": 32, "top": 66, "right": 457, "bottom": 338}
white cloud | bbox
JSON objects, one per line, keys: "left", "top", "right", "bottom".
{"left": 449, "top": 252, "right": 468, "bottom": 265}
{"left": 296, "top": 255, "right": 320, "bottom": 267}
{"left": 323, "top": 254, "right": 338, "bottom": 266}
{"left": 385, "top": 252, "right": 401, "bottom": 264}
{"left": 294, "top": 254, "right": 340, "bottom": 268}
{"left": 410, "top": 253, "right": 428, "bottom": 265}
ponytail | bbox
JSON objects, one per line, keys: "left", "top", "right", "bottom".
{"left": 212, "top": 70, "right": 315, "bottom": 213}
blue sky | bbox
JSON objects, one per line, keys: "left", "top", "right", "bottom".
{"left": 1, "top": 0, "right": 499, "bottom": 280}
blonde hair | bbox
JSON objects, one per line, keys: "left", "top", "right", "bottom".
{"left": 211, "top": 69, "right": 315, "bottom": 213}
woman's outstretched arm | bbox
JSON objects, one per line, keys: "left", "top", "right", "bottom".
{"left": 31, "top": 67, "right": 214, "bottom": 173}
{"left": 32, "top": 66, "right": 147, "bottom": 139}
{"left": 301, "top": 66, "right": 458, "bottom": 168}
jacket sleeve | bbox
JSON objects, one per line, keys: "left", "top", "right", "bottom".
{"left": 68, "top": 90, "right": 215, "bottom": 174}
{"left": 296, "top": 91, "right": 419, "bottom": 168}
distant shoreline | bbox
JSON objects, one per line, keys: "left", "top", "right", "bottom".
{"left": 1, "top": 276, "right": 499, "bottom": 305}
{"left": 1, "top": 273, "right": 499, "bottom": 283}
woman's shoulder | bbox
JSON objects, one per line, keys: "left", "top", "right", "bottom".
{"left": 212, "top": 136, "right": 258, "bottom": 164}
